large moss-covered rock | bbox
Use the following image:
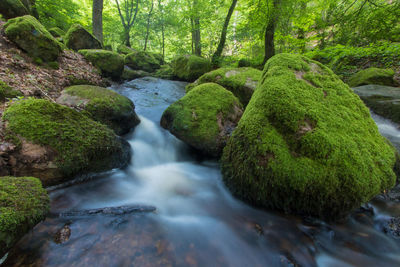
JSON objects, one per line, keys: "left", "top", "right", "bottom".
{"left": 154, "top": 64, "right": 174, "bottom": 80}
{"left": 79, "top": 49, "right": 124, "bottom": 80}
{"left": 221, "top": 53, "right": 397, "bottom": 220}
{"left": 348, "top": 68, "right": 398, "bottom": 87}
{"left": 171, "top": 55, "right": 212, "bottom": 82}
{"left": 48, "top": 27, "right": 65, "bottom": 38}
{"left": 65, "top": 24, "right": 102, "bottom": 51}
{"left": 0, "top": 0, "right": 29, "bottom": 19}
{"left": 117, "top": 44, "right": 136, "bottom": 55}
{"left": 1, "top": 99, "right": 131, "bottom": 186}
{"left": 161, "top": 83, "right": 243, "bottom": 157}
{"left": 0, "top": 176, "right": 49, "bottom": 256}
{"left": 0, "top": 80, "right": 22, "bottom": 102}
{"left": 57, "top": 85, "right": 140, "bottom": 135}
{"left": 353, "top": 84, "right": 400, "bottom": 124}
{"left": 3, "top": 15, "right": 62, "bottom": 62}
{"left": 186, "top": 67, "right": 261, "bottom": 106}
{"left": 121, "top": 67, "right": 149, "bottom": 81}
{"left": 124, "top": 51, "right": 161, "bottom": 73}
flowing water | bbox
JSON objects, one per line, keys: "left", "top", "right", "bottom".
{"left": 3, "top": 78, "right": 400, "bottom": 267}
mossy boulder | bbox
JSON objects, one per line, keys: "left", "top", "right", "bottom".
{"left": 121, "top": 67, "right": 149, "bottom": 81}
{"left": 48, "top": 27, "right": 65, "bottom": 38}
{"left": 221, "top": 53, "right": 397, "bottom": 220}
{"left": 0, "top": 0, "right": 29, "bottom": 20}
{"left": 79, "top": 49, "right": 124, "bottom": 80}
{"left": 57, "top": 85, "right": 140, "bottom": 135}
{"left": 186, "top": 67, "right": 261, "bottom": 106}
{"left": 154, "top": 64, "right": 174, "bottom": 80}
{"left": 124, "top": 51, "right": 161, "bottom": 73}
{"left": 353, "top": 84, "right": 400, "bottom": 124}
{"left": 0, "top": 176, "right": 49, "bottom": 256}
{"left": 0, "top": 80, "right": 22, "bottom": 102}
{"left": 1, "top": 99, "right": 131, "bottom": 186}
{"left": 348, "top": 68, "right": 398, "bottom": 87}
{"left": 171, "top": 55, "right": 212, "bottom": 82}
{"left": 160, "top": 83, "right": 243, "bottom": 157}
{"left": 3, "top": 15, "right": 62, "bottom": 62}
{"left": 65, "top": 24, "right": 102, "bottom": 51}
{"left": 117, "top": 44, "right": 136, "bottom": 55}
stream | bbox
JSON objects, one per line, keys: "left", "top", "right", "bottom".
{"left": 3, "top": 77, "right": 400, "bottom": 267}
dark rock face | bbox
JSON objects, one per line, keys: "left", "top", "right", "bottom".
{"left": 0, "top": 0, "right": 29, "bottom": 19}
{"left": 161, "top": 83, "right": 243, "bottom": 157}
{"left": 65, "top": 24, "right": 102, "bottom": 51}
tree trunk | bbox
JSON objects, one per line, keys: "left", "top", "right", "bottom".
{"left": 93, "top": 0, "right": 104, "bottom": 43}
{"left": 262, "top": 0, "right": 281, "bottom": 65}
{"left": 158, "top": 0, "right": 165, "bottom": 60}
{"left": 191, "top": 0, "right": 201, "bottom": 56}
{"left": 144, "top": 0, "right": 154, "bottom": 51}
{"left": 124, "top": 28, "right": 131, "bottom": 47}
{"left": 211, "top": 0, "right": 238, "bottom": 66}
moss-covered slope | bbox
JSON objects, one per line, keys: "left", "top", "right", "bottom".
{"left": 0, "top": 176, "right": 49, "bottom": 256}
{"left": 4, "top": 15, "right": 62, "bottom": 62}
{"left": 186, "top": 67, "right": 261, "bottom": 106}
{"left": 2, "top": 99, "right": 130, "bottom": 185}
{"left": 57, "top": 85, "right": 140, "bottom": 135}
{"left": 79, "top": 49, "right": 124, "bottom": 80}
{"left": 221, "top": 53, "right": 397, "bottom": 220}
{"left": 161, "top": 83, "right": 243, "bottom": 157}
{"left": 348, "top": 67, "right": 398, "bottom": 87}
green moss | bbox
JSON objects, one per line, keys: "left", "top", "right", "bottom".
{"left": 2, "top": 98, "right": 123, "bottom": 176}
{"left": 0, "top": 176, "right": 49, "bottom": 256}
{"left": 0, "top": 0, "right": 29, "bottom": 20}
{"left": 4, "top": 15, "right": 62, "bottom": 62}
{"left": 154, "top": 64, "right": 174, "bottom": 79}
{"left": 221, "top": 53, "right": 397, "bottom": 220}
{"left": 171, "top": 55, "right": 212, "bottom": 82}
{"left": 117, "top": 44, "right": 136, "bottom": 55}
{"left": 161, "top": 83, "right": 242, "bottom": 156}
{"left": 124, "top": 51, "right": 161, "bottom": 73}
{"left": 61, "top": 85, "right": 139, "bottom": 135}
{"left": 348, "top": 67, "right": 397, "bottom": 87}
{"left": 186, "top": 67, "right": 261, "bottom": 106}
{"left": 48, "top": 27, "right": 65, "bottom": 38}
{"left": 0, "top": 80, "right": 22, "bottom": 101}
{"left": 79, "top": 49, "right": 124, "bottom": 80}
{"left": 121, "top": 68, "right": 148, "bottom": 80}
{"left": 65, "top": 24, "right": 102, "bottom": 51}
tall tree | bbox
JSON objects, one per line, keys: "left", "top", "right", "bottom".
{"left": 191, "top": 0, "right": 201, "bottom": 56}
{"left": 211, "top": 0, "right": 238, "bottom": 66}
{"left": 93, "top": 0, "right": 104, "bottom": 43}
{"left": 115, "top": 0, "right": 140, "bottom": 47}
{"left": 263, "top": 0, "right": 282, "bottom": 65}
{"left": 157, "top": 0, "right": 165, "bottom": 59}
{"left": 144, "top": 0, "right": 154, "bottom": 51}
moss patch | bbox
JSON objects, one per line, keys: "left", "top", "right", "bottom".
{"left": 48, "top": 27, "right": 65, "bottom": 38}
{"left": 0, "top": 80, "right": 22, "bottom": 102}
{"left": 4, "top": 15, "right": 62, "bottom": 62}
{"left": 2, "top": 98, "right": 125, "bottom": 176}
{"left": 348, "top": 67, "right": 397, "bottom": 87}
{"left": 59, "top": 85, "right": 140, "bottom": 135}
{"left": 221, "top": 53, "right": 397, "bottom": 220}
{"left": 171, "top": 55, "right": 212, "bottom": 82}
{"left": 124, "top": 51, "right": 161, "bottom": 73}
{"left": 161, "top": 83, "right": 243, "bottom": 156}
{"left": 0, "top": 176, "right": 49, "bottom": 256}
{"left": 186, "top": 67, "right": 261, "bottom": 106}
{"left": 65, "top": 24, "right": 102, "bottom": 51}
{"left": 79, "top": 49, "right": 124, "bottom": 80}
{"left": 117, "top": 44, "right": 136, "bottom": 55}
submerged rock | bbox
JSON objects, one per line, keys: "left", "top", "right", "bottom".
{"left": 186, "top": 67, "right": 261, "bottom": 106}
{"left": 171, "top": 55, "right": 212, "bottom": 82}
{"left": 3, "top": 15, "right": 62, "bottom": 62}
{"left": 0, "top": 0, "right": 29, "bottom": 19}
{"left": 161, "top": 83, "right": 243, "bottom": 157}
{"left": 0, "top": 99, "right": 131, "bottom": 186}
{"left": 353, "top": 84, "right": 400, "bottom": 124}
{"left": 65, "top": 24, "right": 102, "bottom": 51}
{"left": 79, "top": 49, "right": 124, "bottom": 80}
{"left": 348, "top": 67, "right": 398, "bottom": 87}
{"left": 0, "top": 176, "right": 49, "bottom": 256}
{"left": 57, "top": 85, "right": 140, "bottom": 135}
{"left": 221, "top": 53, "right": 397, "bottom": 220}
{"left": 124, "top": 51, "right": 161, "bottom": 73}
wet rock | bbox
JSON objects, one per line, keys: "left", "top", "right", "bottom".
{"left": 54, "top": 224, "right": 71, "bottom": 244}
{"left": 57, "top": 85, "right": 140, "bottom": 135}
{"left": 221, "top": 53, "right": 397, "bottom": 220}
{"left": 58, "top": 205, "right": 156, "bottom": 217}
{"left": 161, "top": 83, "right": 243, "bottom": 157}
